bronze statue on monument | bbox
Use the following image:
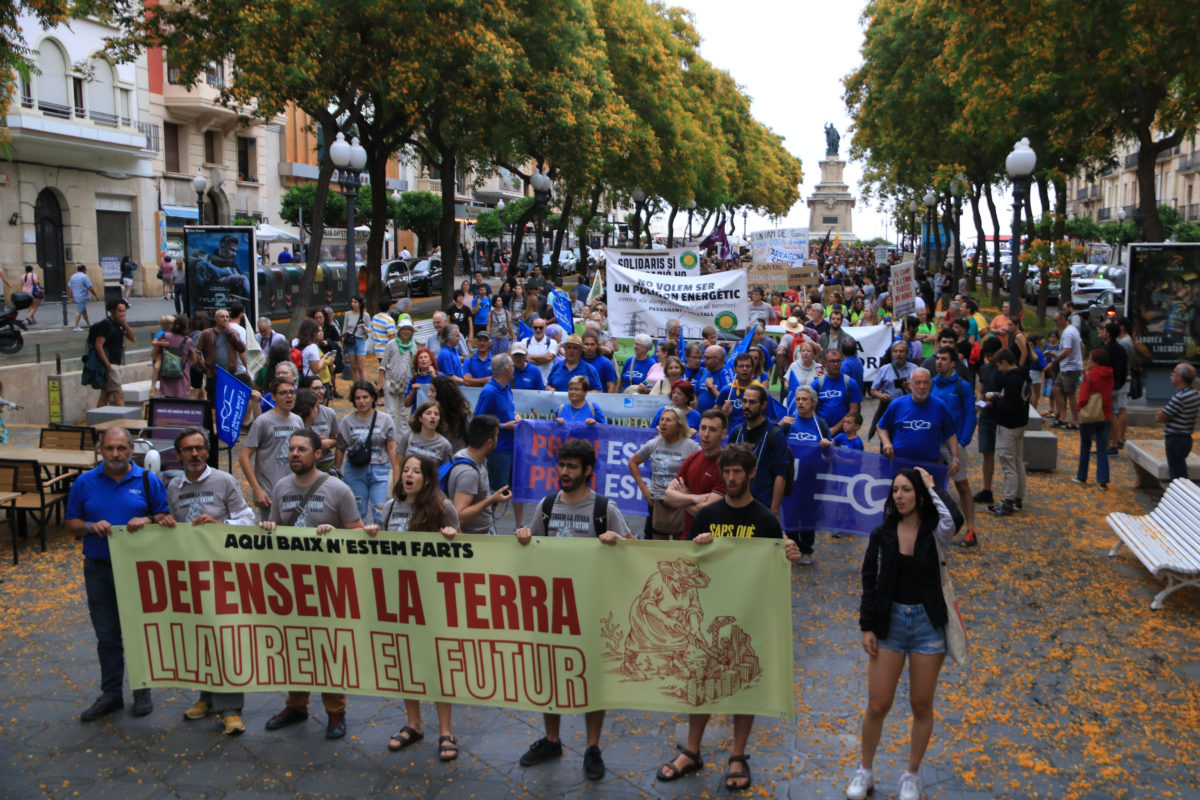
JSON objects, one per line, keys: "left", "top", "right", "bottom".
{"left": 824, "top": 123, "right": 840, "bottom": 157}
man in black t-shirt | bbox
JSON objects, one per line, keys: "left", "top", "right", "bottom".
{"left": 656, "top": 444, "right": 799, "bottom": 792}
{"left": 446, "top": 290, "right": 473, "bottom": 339}
{"left": 91, "top": 299, "right": 135, "bottom": 407}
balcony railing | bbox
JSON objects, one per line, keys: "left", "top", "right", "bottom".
{"left": 37, "top": 100, "right": 71, "bottom": 119}
{"left": 1098, "top": 207, "right": 1112, "bottom": 221}
{"left": 1189, "top": 203, "right": 1199, "bottom": 222}
{"left": 1090, "top": 186, "right": 1099, "bottom": 198}
{"left": 1179, "top": 153, "right": 1200, "bottom": 173}
{"left": 1076, "top": 188, "right": 1089, "bottom": 200}
{"left": 90, "top": 109, "right": 119, "bottom": 127}
{"left": 1124, "top": 153, "right": 1138, "bottom": 169}
{"left": 137, "top": 122, "right": 160, "bottom": 153}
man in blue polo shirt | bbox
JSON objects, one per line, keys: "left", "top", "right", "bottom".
{"left": 877, "top": 367, "right": 959, "bottom": 468}
{"left": 547, "top": 335, "right": 601, "bottom": 392}
{"left": 718, "top": 353, "right": 774, "bottom": 432}
{"left": 65, "top": 427, "right": 174, "bottom": 721}
{"left": 463, "top": 330, "right": 495, "bottom": 387}
{"left": 932, "top": 346, "right": 978, "bottom": 544}
{"left": 509, "top": 342, "right": 546, "bottom": 390}
{"left": 474, "top": 353, "right": 524, "bottom": 526}
{"left": 811, "top": 347, "right": 862, "bottom": 437}
{"left": 696, "top": 345, "right": 730, "bottom": 413}
{"left": 436, "top": 324, "right": 465, "bottom": 384}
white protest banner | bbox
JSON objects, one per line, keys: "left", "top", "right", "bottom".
{"left": 606, "top": 262, "right": 748, "bottom": 338}
{"left": 605, "top": 248, "right": 703, "bottom": 276}
{"left": 890, "top": 260, "right": 917, "bottom": 318}
{"left": 751, "top": 228, "right": 809, "bottom": 264}
{"left": 843, "top": 324, "right": 894, "bottom": 381}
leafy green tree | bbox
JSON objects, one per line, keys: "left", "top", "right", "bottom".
{"left": 1065, "top": 216, "right": 1103, "bottom": 243}
{"left": 393, "top": 191, "right": 441, "bottom": 253}
{"left": 473, "top": 210, "right": 504, "bottom": 243}
{"left": 280, "top": 183, "right": 346, "bottom": 231}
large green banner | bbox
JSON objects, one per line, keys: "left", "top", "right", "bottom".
{"left": 110, "top": 527, "right": 795, "bottom": 719}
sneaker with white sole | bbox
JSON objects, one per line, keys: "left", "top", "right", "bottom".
{"left": 797, "top": 553, "right": 813, "bottom": 566}
{"left": 845, "top": 766, "right": 874, "bottom": 799}
{"left": 898, "top": 771, "right": 921, "bottom": 800}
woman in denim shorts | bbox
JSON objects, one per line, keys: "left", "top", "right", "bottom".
{"left": 845, "top": 467, "right": 956, "bottom": 800}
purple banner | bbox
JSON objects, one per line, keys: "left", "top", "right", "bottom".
{"left": 512, "top": 420, "right": 656, "bottom": 517}
{"left": 780, "top": 442, "right": 948, "bottom": 536}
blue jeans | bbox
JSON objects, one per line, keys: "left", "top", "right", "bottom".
{"left": 84, "top": 557, "right": 124, "bottom": 697}
{"left": 344, "top": 461, "right": 391, "bottom": 525}
{"left": 1077, "top": 420, "right": 1112, "bottom": 484}
{"left": 1165, "top": 434, "right": 1193, "bottom": 481}
{"left": 878, "top": 602, "right": 946, "bottom": 656}
{"left": 487, "top": 449, "right": 513, "bottom": 495}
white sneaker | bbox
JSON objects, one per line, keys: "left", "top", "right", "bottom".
{"left": 898, "top": 771, "right": 921, "bottom": 800}
{"left": 845, "top": 766, "right": 874, "bottom": 799}
{"left": 72, "top": 327, "right": 83, "bottom": 332}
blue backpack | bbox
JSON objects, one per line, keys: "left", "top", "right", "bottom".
{"left": 437, "top": 457, "right": 478, "bottom": 494}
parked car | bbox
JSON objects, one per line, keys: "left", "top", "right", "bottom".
{"left": 541, "top": 249, "right": 578, "bottom": 271}
{"left": 1072, "top": 273, "right": 1119, "bottom": 306}
{"left": 1023, "top": 269, "right": 1061, "bottom": 305}
{"left": 384, "top": 256, "right": 442, "bottom": 299}
{"left": 1085, "top": 288, "right": 1124, "bottom": 329}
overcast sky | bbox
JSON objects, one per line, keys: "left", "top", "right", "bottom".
{"left": 665, "top": 0, "right": 889, "bottom": 243}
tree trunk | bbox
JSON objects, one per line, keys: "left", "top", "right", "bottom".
{"left": 985, "top": 180, "right": 1002, "bottom": 306}
{"left": 510, "top": 206, "right": 536, "bottom": 278}
{"left": 363, "top": 150, "right": 388, "bottom": 316}
{"left": 288, "top": 122, "right": 338, "bottom": 340}
{"left": 437, "top": 151, "right": 459, "bottom": 308}
{"left": 695, "top": 210, "right": 713, "bottom": 238}
{"left": 666, "top": 206, "right": 678, "bottom": 248}
{"left": 1036, "top": 175, "right": 1051, "bottom": 231}
{"left": 1052, "top": 176, "right": 1067, "bottom": 242}
{"left": 551, "top": 194, "right": 574, "bottom": 282}
{"left": 1135, "top": 138, "right": 1166, "bottom": 242}
{"left": 578, "top": 188, "right": 601, "bottom": 280}
{"left": 969, "top": 185, "right": 985, "bottom": 294}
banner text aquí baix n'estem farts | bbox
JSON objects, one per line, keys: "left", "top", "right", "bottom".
{"left": 112, "top": 528, "right": 795, "bottom": 718}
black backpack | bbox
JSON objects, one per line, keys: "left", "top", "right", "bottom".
{"left": 537, "top": 491, "right": 610, "bottom": 537}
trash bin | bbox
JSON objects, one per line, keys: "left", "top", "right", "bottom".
{"left": 322, "top": 264, "right": 346, "bottom": 309}
{"left": 103, "top": 283, "right": 123, "bottom": 307}
{"left": 265, "top": 267, "right": 286, "bottom": 316}
{"left": 282, "top": 267, "right": 303, "bottom": 312}
{"left": 255, "top": 268, "right": 273, "bottom": 318}
{"left": 307, "top": 265, "right": 325, "bottom": 310}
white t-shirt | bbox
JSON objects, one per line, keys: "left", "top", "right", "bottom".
{"left": 1060, "top": 324, "right": 1084, "bottom": 372}
{"left": 301, "top": 343, "right": 323, "bottom": 377}
{"left": 524, "top": 334, "right": 559, "bottom": 381}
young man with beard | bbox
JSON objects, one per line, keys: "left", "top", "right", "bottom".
{"left": 259, "top": 429, "right": 373, "bottom": 739}
{"left": 663, "top": 409, "right": 728, "bottom": 537}
{"left": 239, "top": 377, "right": 303, "bottom": 518}
{"left": 655, "top": 444, "right": 800, "bottom": 791}
{"left": 153, "top": 428, "right": 255, "bottom": 734}
{"left": 727, "top": 385, "right": 791, "bottom": 515}
{"left": 513, "top": 438, "right": 631, "bottom": 780}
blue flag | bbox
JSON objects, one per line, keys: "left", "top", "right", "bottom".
{"left": 215, "top": 365, "right": 252, "bottom": 447}
{"left": 552, "top": 289, "right": 574, "bottom": 333}
{"left": 517, "top": 319, "right": 534, "bottom": 340}
{"left": 719, "top": 326, "right": 758, "bottom": 385}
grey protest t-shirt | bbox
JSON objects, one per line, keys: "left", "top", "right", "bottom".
{"left": 167, "top": 468, "right": 253, "bottom": 524}
{"left": 446, "top": 449, "right": 492, "bottom": 534}
{"left": 529, "top": 490, "right": 629, "bottom": 538}
{"left": 635, "top": 436, "right": 700, "bottom": 500}
{"left": 382, "top": 498, "right": 461, "bottom": 532}
{"left": 268, "top": 474, "right": 361, "bottom": 528}
{"left": 397, "top": 430, "right": 454, "bottom": 465}
{"left": 244, "top": 411, "right": 303, "bottom": 496}
{"left": 337, "top": 411, "right": 399, "bottom": 466}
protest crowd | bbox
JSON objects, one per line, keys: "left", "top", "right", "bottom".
{"left": 63, "top": 244, "right": 1192, "bottom": 800}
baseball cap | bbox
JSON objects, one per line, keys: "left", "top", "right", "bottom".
{"left": 510, "top": 342, "right": 528, "bottom": 355}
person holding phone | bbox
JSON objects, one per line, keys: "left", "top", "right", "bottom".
{"left": 446, "top": 415, "right": 512, "bottom": 535}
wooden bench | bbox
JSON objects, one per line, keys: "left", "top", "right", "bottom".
{"left": 1107, "top": 478, "right": 1200, "bottom": 609}
{"left": 1124, "top": 439, "right": 1200, "bottom": 489}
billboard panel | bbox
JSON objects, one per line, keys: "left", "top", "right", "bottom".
{"left": 183, "top": 226, "right": 257, "bottom": 322}
{"left": 1128, "top": 243, "right": 1200, "bottom": 365}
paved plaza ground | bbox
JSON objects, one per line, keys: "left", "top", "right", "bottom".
{"left": 1, "top": 413, "right": 1198, "bottom": 799}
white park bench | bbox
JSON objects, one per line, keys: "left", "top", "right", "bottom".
{"left": 1106, "top": 479, "right": 1200, "bottom": 609}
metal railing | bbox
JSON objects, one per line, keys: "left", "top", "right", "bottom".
{"left": 137, "top": 122, "right": 160, "bottom": 153}
{"left": 1098, "top": 207, "right": 1112, "bottom": 221}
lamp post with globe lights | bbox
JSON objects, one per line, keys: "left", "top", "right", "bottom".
{"left": 923, "top": 190, "right": 937, "bottom": 273}
{"left": 907, "top": 199, "right": 918, "bottom": 254}
{"left": 1116, "top": 206, "right": 1127, "bottom": 266}
{"left": 330, "top": 132, "right": 367, "bottom": 304}
{"left": 1006, "top": 137, "right": 1037, "bottom": 317}
{"left": 531, "top": 170, "right": 553, "bottom": 280}
{"left": 952, "top": 175, "right": 965, "bottom": 289}
{"left": 686, "top": 198, "right": 697, "bottom": 241}
{"left": 193, "top": 170, "right": 208, "bottom": 225}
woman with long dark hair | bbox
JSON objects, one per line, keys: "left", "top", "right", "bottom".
{"left": 381, "top": 454, "right": 461, "bottom": 761}
{"left": 1075, "top": 348, "right": 1114, "bottom": 489}
{"left": 847, "top": 467, "right": 955, "bottom": 800}
{"left": 343, "top": 295, "right": 370, "bottom": 383}
{"left": 335, "top": 380, "right": 400, "bottom": 525}
{"left": 187, "top": 310, "right": 210, "bottom": 400}
{"left": 427, "top": 374, "right": 471, "bottom": 452}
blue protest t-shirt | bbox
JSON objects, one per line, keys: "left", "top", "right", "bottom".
{"left": 717, "top": 381, "right": 775, "bottom": 432}
{"left": 473, "top": 296, "right": 492, "bottom": 327}
{"left": 843, "top": 356, "right": 865, "bottom": 395}
{"left": 465, "top": 352, "right": 493, "bottom": 380}
{"left": 583, "top": 354, "right": 618, "bottom": 392}
{"left": 407, "top": 372, "right": 434, "bottom": 397}
{"left": 651, "top": 405, "right": 701, "bottom": 431}
{"left": 557, "top": 401, "right": 606, "bottom": 424}
{"left": 877, "top": 394, "right": 956, "bottom": 464}
{"left": 547, "top": 360, "right": 602, "bottom": 392}
{"left": 811, "top": 373, "right": 863, "bottom": 427}
{"left": 620, "top": 355, "right": 656, "bottom": 390}
{"left": 436, "top": 346, "right": 464, "bottom": 378}
{"left": 785, "top": 414, "right": 827, "bottom": 447}
{"left": 695, "top": 367, "right": 729, "bottom": 413}
{"left": 66, "top": 464, "right": 170, "bottom": 559}
{"left": 512, "top": 363, "right": 546, "bottom": 390}
{"left": 833, "top": 432, "right": 865, "bottom": 451}
{"left": 474, "top": 378, "right": 515, "bottom": 452}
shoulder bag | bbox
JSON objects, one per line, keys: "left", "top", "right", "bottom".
{"left": 1079, "top": 374, "right": 1105, "bottom": 424}
{"left": 346, "top": 412, "right": 377, "bottom": 467}
{"left": 934, "top": 536, "right": 968, "bottom": 666}
{"left": 285, "top": 475, "right": 329, "bottom": 527}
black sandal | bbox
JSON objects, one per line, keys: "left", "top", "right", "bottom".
{"left": 656, "top": 745, "right": 703, "bottom": 781}
{"left": 725, "top": 755, "right": 752, "bottom": 792}
{"left": 387, "top": 725, "right": 423, "bottom": 751}
{"left": 439, "top": 734, "right": 459, "bottom": 762}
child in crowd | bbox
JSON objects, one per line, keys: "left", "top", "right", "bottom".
{"left": 833, "top": 412, "right": 864, "bottom": 451}
{"left": 1040, "top": 330, "right": 1060, "bottom": 416}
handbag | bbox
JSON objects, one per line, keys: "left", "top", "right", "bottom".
{"left": 1079, "top": 386, "right": 1105, "bottom": 424}
{"left": 934, "top": 538, "right": 968, "bottom": 666}
{"left": 346, "top": 412, "right": 376, "bottom": 467}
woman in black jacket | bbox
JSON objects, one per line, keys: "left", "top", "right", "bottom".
{"left": 846, "top": 467, "right": 955, "bottom": 800}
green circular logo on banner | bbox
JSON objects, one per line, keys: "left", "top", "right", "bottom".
{"left": 714, "top": 311, "right": 738, "bottom": 332}
{"left": 679, "top": 250, "right": 700, "bottom": 270}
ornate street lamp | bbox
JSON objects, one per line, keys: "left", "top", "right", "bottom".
{"left": 330, "top": 132, "right": 367, "bottom": 303}
{"left": 923, "top": 190, "right": 937, "bottom": 273}
{"left": 1116, "top": 206, "right": 1127, "bottom": 266}
{"left": 193, "top": 170, "right": 209, "bottom": 225}
{"left": 907, "top": 199, "right": 918, "bottom": 254}
{"left": 531, "top": 170, "right": 553, "bottom": 279}
{"left": 1005, "top": 137, "right": 1037, "bottom": 317}
{"left": 951, "top": 175, "right": 965, "bottom": 289}
{"left": 391, "top": 188, "right": 402, "bottom": 258}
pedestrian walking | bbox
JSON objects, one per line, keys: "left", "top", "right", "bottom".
{"left": 1075, "top": 349, "right": 1114, "bottom": 489}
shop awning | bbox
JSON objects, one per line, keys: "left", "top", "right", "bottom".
{"left": 162, "top": 205, "right": 199, "bottom": 220}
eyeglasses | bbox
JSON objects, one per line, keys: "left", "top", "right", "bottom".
{"left": 275, "top": 390, "right": 296, "bottom": 396}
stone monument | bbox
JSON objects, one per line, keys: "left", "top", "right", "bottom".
{"left": 807, "top": 124, "right": 856, "bottom": 241}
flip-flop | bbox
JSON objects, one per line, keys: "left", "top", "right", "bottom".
{"left": 725, "top": 755, "right": 752, "bottom": 792}
{"left": 438, "top": 734, "right": 459, "bottom": 762}
{"left": 656, "top": 745, "right": 703, "bottom": 781}
{"left": 387, "top": 725, "right": 423, "bottom": 751}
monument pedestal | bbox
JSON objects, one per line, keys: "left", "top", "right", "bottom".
{"left": 807, "top": 158, "right": 856, "bottom": 242}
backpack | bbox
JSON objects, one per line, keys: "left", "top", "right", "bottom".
{"left": 289, "top": 347, "right": 304, "bottom": 371}
{"left": 438, "top": 456, "right": 479, "bottom": 494}
{"left": 817, "top": 373, "right": 850, "bottom": 394}
{"left": 160, "top": 340, "right": 185, "bottom": 379}
{"left": 537, "top": 491, "right": 609, "bottom": 537}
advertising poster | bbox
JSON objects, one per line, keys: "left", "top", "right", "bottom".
{"left": 184, "top": 225, "right": 257, "bottom": 321}
{"left": 606, "top": 262, "right": 748, "bottom": 338}
{"left": 111, "top": 527, "right": 796, "bottom": 719}
{"left": 1128, "top": 244, "right": 1200, "bottom": 364}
